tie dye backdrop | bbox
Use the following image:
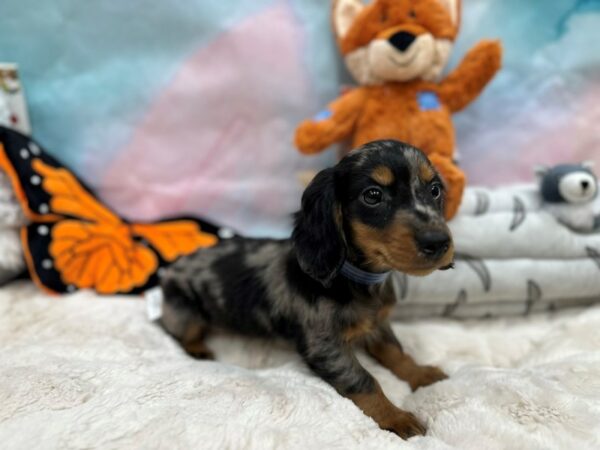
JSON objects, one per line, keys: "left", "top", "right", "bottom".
{"left": 0, "top": 0, "right": 599, "bottom": 236}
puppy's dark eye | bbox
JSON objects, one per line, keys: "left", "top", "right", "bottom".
{"left": 431, "top": 183, "right": 442, "bottom": 200}
{"left": 409, "top": 9, "right": 417, "bottom": 18}
{"left": 363, "top": 188, "right": 383, "bottom": 205}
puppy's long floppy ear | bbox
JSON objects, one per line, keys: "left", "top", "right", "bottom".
{"left": 292, "top": 167, "right": 346, "bottom": 287}
{"left": 333, "top": 0, "right": 365, "bottom": 39}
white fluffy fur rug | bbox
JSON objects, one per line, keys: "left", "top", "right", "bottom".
{"left": 1, "top": 282, "right": 599, "bottom": 449}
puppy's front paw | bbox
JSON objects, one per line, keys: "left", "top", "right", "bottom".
{"left": 384, "top": 410, "right": 426, "bottom": 439}
{"left": 409, "top": 366, "right": 447, "bottom": 391}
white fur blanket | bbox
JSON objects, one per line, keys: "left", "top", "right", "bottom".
{"left": 1, "top": 282, "right": 600, "bottom": 449}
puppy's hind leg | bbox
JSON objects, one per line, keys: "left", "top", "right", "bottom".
{"left": 159, "top": 277, "right": 214, "bottom": 360}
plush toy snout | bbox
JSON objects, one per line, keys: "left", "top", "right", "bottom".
{"left": 559, "top": 172, "right": 598, "bottom": 204}
{"left": 368, "top": 29, "right": 451, "bottom": 83}
{"left": 388, "top": 30, "right": 417, "bottom": 52}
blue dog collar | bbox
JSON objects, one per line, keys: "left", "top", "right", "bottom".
{"left": 340, "top": 261, "right": 390, "bottom": 285}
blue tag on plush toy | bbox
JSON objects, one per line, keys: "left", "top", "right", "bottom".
{"left": 417, "top": 91, "right": 441, "bottom": 111}
{"left": 314, "top": 109, "right": 332, "bottom": 121}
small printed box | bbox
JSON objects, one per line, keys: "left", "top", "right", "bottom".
{"left": 0, "top": 63, "right": 31, "bottom": 135}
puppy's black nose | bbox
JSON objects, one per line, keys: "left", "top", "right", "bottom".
{"left": 389, "top": 31, "right": 416, "bottom": 52}
{"left": 416, "top": 231, "right": 451, "bottom": 259}
{"left": 582, "top": 180, "right": 590, "bottom": 190}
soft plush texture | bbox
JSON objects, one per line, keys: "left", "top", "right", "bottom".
{"left": 392, "top": 184, "right": 600, "bottom": 319}
{"left": 0, "top": 65, "right": 29, "bottom": 285}
{"left": 1, "top": 281, "right": 599, "bottom": 449}
{"left": 0, "top": 170, "right": 26, "bottom": 283}
{"left": 294, "top": 0, "right": 502, "bottom": 218}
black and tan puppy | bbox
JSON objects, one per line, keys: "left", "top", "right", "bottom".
{"left": 159, "top": 140, "right": 454, "bottom": 438}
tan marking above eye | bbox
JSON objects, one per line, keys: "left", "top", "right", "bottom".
{"left": 371, "top": 166, "right": 395, "bottom": 186}
{"left": 419, "top": 163, "right": 435, "bottom": 183}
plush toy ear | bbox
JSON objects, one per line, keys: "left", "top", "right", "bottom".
{"left": 582, "top": 161, "right": 596, "bottom": 171}
{"left": 437, "top": 0, "right": 461, "bottom": 28}
{"left": 333, "top": 0, "right": 365, "bottom": 39}
{"left": 292, "top": 167, "right": 346, "bottom": 287}
{"left": 534, "top": 165, "right": 549, "bottom": 180}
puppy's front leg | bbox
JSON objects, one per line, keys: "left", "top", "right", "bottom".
{"left": 301, "top": 334, "right": 425, "bottom": 438}
{"left": 365, "top": 323, "right": 447, "bottom": 391}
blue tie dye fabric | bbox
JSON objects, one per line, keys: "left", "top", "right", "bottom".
{"left": 0, "top": 0, "right": 598, "bottom": 236}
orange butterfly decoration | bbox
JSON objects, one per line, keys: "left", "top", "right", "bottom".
{"left": 0, "top": 126, "right": 224, "bottom": 295}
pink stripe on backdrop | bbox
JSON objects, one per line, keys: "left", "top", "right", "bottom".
{"left": 100, "top": 2, "right": 323, "bottom": 236}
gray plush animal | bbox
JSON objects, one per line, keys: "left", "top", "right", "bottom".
{"left": 537, "top": 163, "right": 599, "bottom": 232}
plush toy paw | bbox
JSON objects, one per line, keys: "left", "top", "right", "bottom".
{"left": 471, "top": 39, "right": 503, "bottom": 71}
{"left": 294, "top": 120, "right": 330, "bottom": 155}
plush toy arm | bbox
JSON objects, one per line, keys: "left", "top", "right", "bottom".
{"left": 438, "top": 40, "right": 502, "bottom": 113}
{"left": 294, "top": 88, "right": 367, "bottom": 155}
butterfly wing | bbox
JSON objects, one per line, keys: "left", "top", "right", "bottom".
{"left": 26, "top": 218, "right": 228, "bottom": 295}
{"left": 37, "top": 178, "right": 226, "bottom": 289}
{"left": 31, "top": 158, "right": 121, "bottom": 224}
{"left": 24, "top": 221, "right": 159, "bottom": 295}
{"left": 1, "top": 126, "right": 230, "bottom": 295}
{"left": 51, "top": 221, "right": 158, "bottom": 294}
{"left": 23, "top": 223, "right": 66, "bottom": 294}
{"left": 0, "top": 126, "right": 100, "bottom": 221}
{"left": 131, "top": 220, "right": 219, "bottom": 262}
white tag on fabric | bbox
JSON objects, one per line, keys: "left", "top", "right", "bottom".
{"left": 145, "top": 287, "right": 164, "bottom": 321}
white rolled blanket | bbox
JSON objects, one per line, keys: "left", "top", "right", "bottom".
{"left": 393, "top": 185, "right": 600, "bottom": 319}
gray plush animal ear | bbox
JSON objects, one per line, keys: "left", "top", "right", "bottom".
{"left": 582, "top": 161, "right": 595, "bottom": 171}
{"left": 534, "top": 165, "right": 548, "bottom": 180}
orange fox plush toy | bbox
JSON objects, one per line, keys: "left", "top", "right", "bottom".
{"left": 295, "top": 0, "right": 502, "bottom": 218}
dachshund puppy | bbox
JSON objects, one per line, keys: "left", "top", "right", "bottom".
{"left": 159, "top": 140, "right": 454, "bottom": 438}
